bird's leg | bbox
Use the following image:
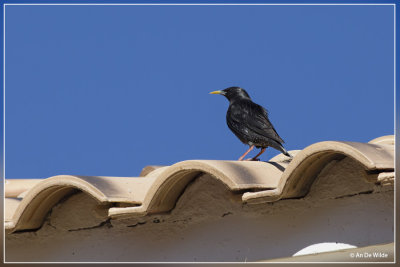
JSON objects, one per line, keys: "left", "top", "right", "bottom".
{"left": 238, "top": 145, "right": 255, "bottom": 161}
{"left": 251, "top": 148, "right": 266, "bottom": 161}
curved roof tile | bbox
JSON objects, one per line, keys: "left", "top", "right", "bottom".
{"left": 5, "top": 179, "right": 42, "bottom": 198}
{"left": 6, "top": 175, "right": 152, "bottom": 231}
{"left": 5, "top": 135, "right": 394, "bottom": 232}
{"left": 243, "top": 139, "right": 394, "bottom": 204}
{"left": 109, "top": 159, "right": 288, "bottom": 218}
{"left": 368, "top": 135, "right": 395, "bottom": 145}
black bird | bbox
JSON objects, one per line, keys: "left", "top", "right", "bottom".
{"left": 210, "top": 87, "right": 292, "bottom": 161}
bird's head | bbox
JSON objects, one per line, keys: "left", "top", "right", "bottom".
{"left": 209, "top": 87, "right": 251, "bottom": 102}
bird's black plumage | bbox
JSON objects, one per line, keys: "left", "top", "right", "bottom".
{"left": 211, "top": 87, "right": 291, "bottom": 160}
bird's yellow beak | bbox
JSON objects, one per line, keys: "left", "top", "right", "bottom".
{"left": 209, "top": 90, "right": 223, "bottom": 95}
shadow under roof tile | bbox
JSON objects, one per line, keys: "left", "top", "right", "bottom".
{"left": 5, "top": 135, "right": 394, "bottom": 233}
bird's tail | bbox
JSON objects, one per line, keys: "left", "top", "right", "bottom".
{"left": 280, "top": 145, "right": 293, "bottom": 159}
{"left": 271, "top": 140, "right": 293, "bottom": 159}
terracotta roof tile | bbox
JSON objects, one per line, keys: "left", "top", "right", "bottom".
{"left": 5, "top": 179, "right": 42, "bottom": 198}
{"left": 109, "top": 158, "right": 292, "bottom": 218}
{"left": 4, "top": 135, "right": 394, "bottom": 233}
{"left": 243, "top": 139, "right": 394, "bottom": 204}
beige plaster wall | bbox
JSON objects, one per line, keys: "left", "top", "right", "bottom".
{"left": 5, "top": 157, "right": 394, "bottom": 262}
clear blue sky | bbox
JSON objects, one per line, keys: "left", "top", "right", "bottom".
{"left": 4, "top": 4, "right": 394, "bottom": 178}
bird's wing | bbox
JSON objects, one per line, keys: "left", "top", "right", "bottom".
{"left": 230, "top": 101, "right": 285, "bottom": 144}
{"left": 254, "top": 104, "right": 285, "bottom": 144}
